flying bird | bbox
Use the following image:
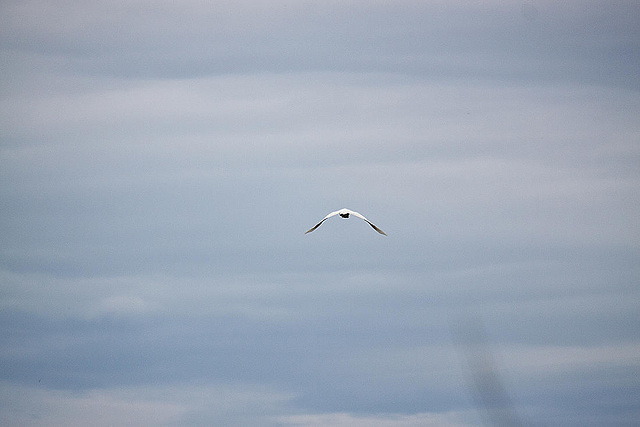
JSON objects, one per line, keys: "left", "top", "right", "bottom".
{"left": 305, "top": 208, "right": 387, "bottom": 235}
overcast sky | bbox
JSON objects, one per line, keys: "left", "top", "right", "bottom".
{"left": 1, "top": 1, "right": 639, "bottom": 426}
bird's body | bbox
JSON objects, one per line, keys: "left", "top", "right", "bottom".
{"left": 305, "top": 208, "right": 387, "bottom": 235}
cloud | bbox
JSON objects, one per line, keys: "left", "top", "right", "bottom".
{"left": 1, "top": 0, "right": 639, "bottom": 425}
{"left": 0, "top": 382, "right": 293, "bottom": 427}
{"left": 276, "top": 411, "right": 472, "bottom": 427}
{"left": 2, "top": 0, "right": 638, "bottom": 85}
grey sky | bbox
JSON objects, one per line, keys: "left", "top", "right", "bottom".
{"left": 1, "top": 1, "right": 639, "bottom": 426}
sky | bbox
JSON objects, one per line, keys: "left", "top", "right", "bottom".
{"left": 1, "top": 0, "right": 639, "bottom": 425}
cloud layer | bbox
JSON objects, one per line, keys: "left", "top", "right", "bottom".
{"left": 1, "top": 1, "right": 639, "bottom": 425}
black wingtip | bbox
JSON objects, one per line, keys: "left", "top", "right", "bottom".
{"left": 305, "top": 221, "right": 323, "bottom": 234}
{"left": 366, "top": 221, "right": 387, "bottom": 236}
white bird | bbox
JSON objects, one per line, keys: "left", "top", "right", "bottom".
{"left": 305, "top": 208, "right": 387, "bottom": 235}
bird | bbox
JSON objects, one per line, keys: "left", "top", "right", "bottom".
{"left": 305, "top": 208, "right": 387, "bottom": 235}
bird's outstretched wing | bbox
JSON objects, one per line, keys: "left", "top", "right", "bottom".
{"left": 304, "top": 210, "right": 341, "bottom": 234}
{"left": 347, "top": 210, "right": 387, "bottom": 236}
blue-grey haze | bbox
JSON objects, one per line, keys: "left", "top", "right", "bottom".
{"left": 1, "top": 1, "right": 639, "bottom": 426}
